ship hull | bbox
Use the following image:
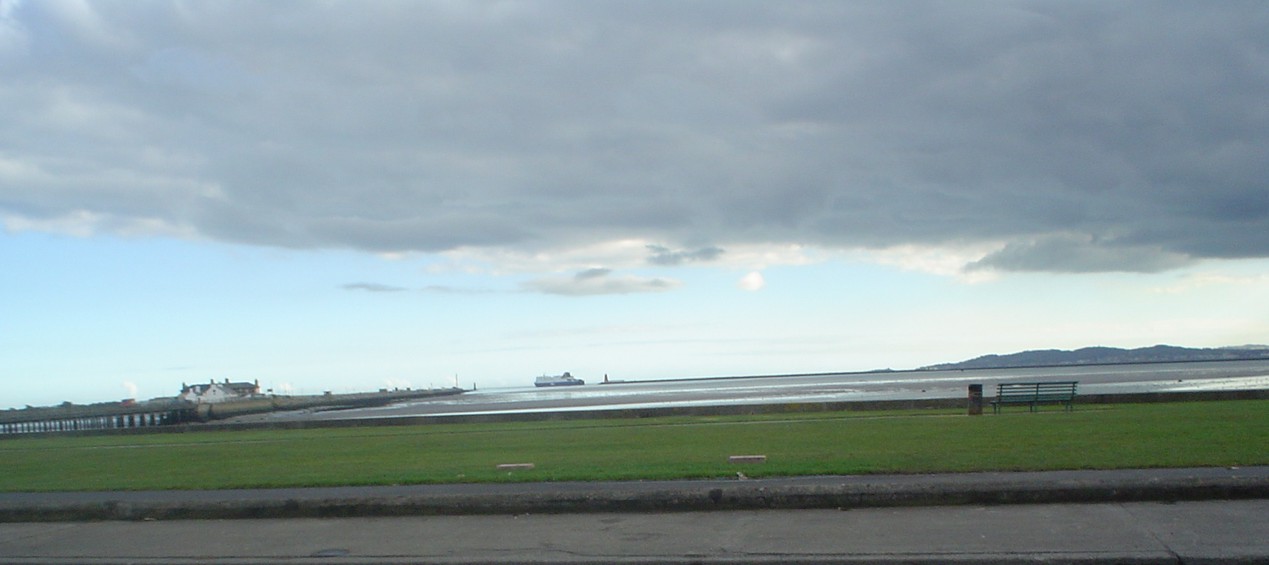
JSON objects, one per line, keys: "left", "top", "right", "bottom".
{"left": 534, "top": 380, "right": 585, "bottom": 387}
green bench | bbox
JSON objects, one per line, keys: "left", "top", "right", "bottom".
{"left": 991, "top": 381, "right": 1078, "bottom": 414}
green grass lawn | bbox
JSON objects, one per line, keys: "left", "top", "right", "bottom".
{"left": 1, "top": 400, "right": 1265, "bottom": 492}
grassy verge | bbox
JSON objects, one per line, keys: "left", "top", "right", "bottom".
{"left": 1, "top": 400, "right": 1265, "bottom": 492}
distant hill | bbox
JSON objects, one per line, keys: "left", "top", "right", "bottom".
{"left": 921, "top": 344, "right": 1269, "bottom": 371}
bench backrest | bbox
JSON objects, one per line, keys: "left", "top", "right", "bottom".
{"left": 996, "top": 381, "right": 1078, "bottom": 400}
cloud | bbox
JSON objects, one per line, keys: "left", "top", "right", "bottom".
{"left": 646, "top": 244, "right": 724, "bottom": 266}
{"left": 967, "top": 235, "right": 1194, "bottom": 274}
{"left": 738, "top": 271, "right": 765, "bottom": 291}
{"left": 522, "top": 268, "right": 681, "bottom": 296}
{"left": 575, "top": 267, "right": 612, "bottom": 280}
{"left": 383, "top": 378, "right": 413, "bottom": 390}
{"left": 0, "top": 1, "right": 29, "bottom": 62}
{"left": 1150, "top": 272, "right": 1269, "bottom": 295}
{"left": 1, "top": 3, "right": 1266, "bottom": 274}
{"left": 342, "top": 282, "right": 408, "bottom": 293}
{"left": 862, "top": 243, "right": 1001, "bottom": 282}
{"left": 420, "top": 284, "right": 496, "bottom": 295}
{"left": 130, "top": 46, "right": 256, "bottom": 94}
{"left": 435, "top": 240, "right": 810, "bottom": 276}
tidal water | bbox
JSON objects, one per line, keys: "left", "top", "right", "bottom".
{"left": 241, "top": 359, "right": 1269, "bottom": 423}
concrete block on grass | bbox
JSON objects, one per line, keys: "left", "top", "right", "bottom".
{"left": 496, "top": 463, "right": 535, "bottom": 470}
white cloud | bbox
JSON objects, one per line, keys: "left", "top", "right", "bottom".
{"left": 738, "top": 271, "right": 765, "bottom": 291}
{"left": 342, "top": 282, "right": 408, "bottom": 293}
{"left": 434, "top": 240, "right": 818, "bottom": 277}
{"left": 720, "top": 244, "right": 820, "bottom": 271}
{"left": 860, "top": 243, "right": 1001, "bottom": 283}
{"left": 522, "top": 269, "right": 682, "bottom": 296}
{"left": 1150, "top": 270, "right": 1269, "bottom": 295}
{"left": 2, "top": 211, "right": 196, "bottom": 239}
{"left": 383, "top": 378, "right": 413, "bottom": 390}
{"left": 436, "top": 240, "right": 655, "bottom": 275}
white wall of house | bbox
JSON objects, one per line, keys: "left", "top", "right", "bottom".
{"left": 180, "top": 381, "right": 257, "bottom": 404}
{"left": 201, "top": 384, "right": 233, "bottom": 404}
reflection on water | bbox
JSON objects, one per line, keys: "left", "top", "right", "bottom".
{"left": 248, "top": 359, "right": 1269, "bottom": 422}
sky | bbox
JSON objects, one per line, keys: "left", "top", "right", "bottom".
{"left": 2, "top": 1, "right": 1268, "bottom": 408}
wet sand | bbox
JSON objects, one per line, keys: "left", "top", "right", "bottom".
{"left": 224, "top": 359, "right": 1269, "bottom": 424}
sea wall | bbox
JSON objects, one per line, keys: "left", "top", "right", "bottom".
{"left": 197, "top": 388, "right": 463, "bottom": 421}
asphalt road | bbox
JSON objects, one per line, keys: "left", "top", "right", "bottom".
{"left": 3, "top": 499, "right": 1267, "bottom": 564}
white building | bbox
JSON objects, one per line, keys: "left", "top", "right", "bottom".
{"left": 180, "top": 379, "right": 260, "bottom": 404}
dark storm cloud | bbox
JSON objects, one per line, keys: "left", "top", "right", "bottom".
{"left": 1, "top": 1, "right": 1266, "bottom": 274}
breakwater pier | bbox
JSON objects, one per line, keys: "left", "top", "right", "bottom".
{"left": 0, "top": 400, "right": 196, "bottom": 435}
{"left": 0, "top": 387, "right": 465, "bottom": 436}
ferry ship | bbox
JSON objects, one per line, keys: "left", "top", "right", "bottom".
{"left": 534, "top": 372, "right": 585, "bottom": 387}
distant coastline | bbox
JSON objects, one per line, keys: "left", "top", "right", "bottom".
{"left": 920, "top": 344, "right": 1269, "bottom": 371}
{"left": 607, "top": 345, "right": 1269, "bottom": 385}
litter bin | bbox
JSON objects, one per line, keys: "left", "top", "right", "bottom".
{"left": 968, "top": 384, "right": 983, "bottom": 416}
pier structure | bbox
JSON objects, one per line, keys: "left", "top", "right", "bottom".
{"left": 1, "top": 387, "right": 466, "bottom": 436}
{"left": 0, "top": 402, "right": 198, "bottom": 436}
